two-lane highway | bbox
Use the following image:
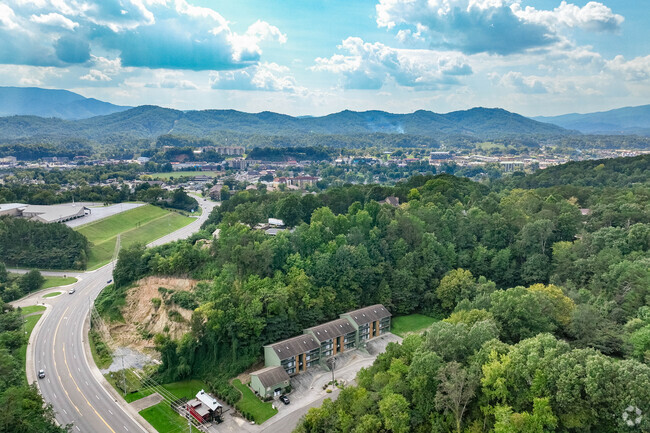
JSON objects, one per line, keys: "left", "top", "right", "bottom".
{"left": 21, "top": 197, "right": 216, "bottom": 433}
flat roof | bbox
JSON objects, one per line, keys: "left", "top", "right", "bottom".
{"left": 342, "top": 304, "right": 391, "bottom": 326}
{"left": 0, "top": 203, "right": 26, "bottom": 211}
{"left": 267, "top": 334, "right": 320, "bottom": 360}
{"left": 251, "top": 366, "right": 290, "bottom": 389}
{"left": 22, "top": 204, "right": 85, "bottom": 222}
{"left": 305, "top": 318, "right": 356, "bottom": 343}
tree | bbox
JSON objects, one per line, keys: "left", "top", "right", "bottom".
{"left": 436, "top": 269, "right": 476, "bottom": 312}
{"left": 379, "top": 393, "right": 410, "bottom": 433}
{"left": 435, "top": 361, "right": 478, "bottom": 433}
{"left": 0, "top": 263, "right": 6, "bottom": 284}
{"left": 19, "top": 270, "right": 44, "bottom": 294}
{"left": 276, "top": 194, "right": 304, "bottom": 227}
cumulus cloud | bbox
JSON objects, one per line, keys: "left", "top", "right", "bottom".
{"left": 30, "top": 12, "right": 78, "bottom": 30}
{"left": 210, "top": 62, "right": 302, "bottom": 92}
{"left": 312, "top": 37, "right": 472, "bottom": 89}
{"left": 0, "top": 0, "right": 285, "bottom": 70}
{"left": 144, "top": 71, "right": 199, "bottom": 90}
{"left": 376, "top": 0, "right": 623, "bottom": 55}
{"left": 80, "top": 69, "right": 111, "bottom": 82}
{"left": 606, "top": 55, "right": 650, "bottom": 82}
{"left": 498, "top": 71, "right": 548, "bottom": 93}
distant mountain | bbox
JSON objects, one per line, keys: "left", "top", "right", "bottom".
{"left": 0, "top": 87, "right": 131, "bottom": 120}
{"left": 0, "top": 105, "right": 569, "bottom": 142}
{"left": 534, "top": 105, "right": 650, "bottom": 135}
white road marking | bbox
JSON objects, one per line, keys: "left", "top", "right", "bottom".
{"left": 47, "top": 378, "right": 51, "bottom": 384}
{"left": 53, "top": 392, "right": 57, "bottom": 398}
{"left": 75, "top": 426, "right": 81, "bottom": 431}
{"left": 109, "top": 410, "right": 113, "bottom": 415}
{"left": 124, "top": 427, "right": 128, "bottom": 431}
{"left": 95, "top": 394, "right": 100, "bottom": 400}
{"left": 63, "top": 409, "right": 67, "bottom": 415}
{"left": 85, "top": 381, "right": 89, "bottom": 385}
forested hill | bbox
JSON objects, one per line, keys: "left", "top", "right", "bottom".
{"left": 0, "top": 105, "right": 569, "bottom": 142}
{"left": 0, "top": 87, "right": 130, "bottom": 120}
{"left": 534, "top": 104, "right": 650, "bottom": 136}
{"left": 503, "top": 154, "right": 650, "bottom": 189}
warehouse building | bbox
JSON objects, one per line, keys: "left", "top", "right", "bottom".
{"left": 0, "top": 203, "right": 88, "bottom": 223}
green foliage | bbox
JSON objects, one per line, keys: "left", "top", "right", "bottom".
{"left": 0, "top": 216, "right": 89, "bottom": 269}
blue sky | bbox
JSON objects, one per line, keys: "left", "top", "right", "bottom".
{"left": 0, "top": 0, "right": 648, "bottom": 116}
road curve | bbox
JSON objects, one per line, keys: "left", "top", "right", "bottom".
{"left": 21, "top": 198, "right": 216, "bottom": 433}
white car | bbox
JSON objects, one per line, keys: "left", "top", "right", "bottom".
{"left": 38, "top": 369, "right": 45, "bottom": 379}
{"left": 68, "top": 289, "right": 75, "bottom": 294}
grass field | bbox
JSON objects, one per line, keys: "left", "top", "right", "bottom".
{"left": 232, "top": 379, "right": 277, "bottom": 424}
{"left": 42, "top": 276, "right": 77, "bottom": 289}
{"left": 20, "top": 313, "right": 43, "bottom": 384}
{"left": 43, "top": 292, "right": 62, "bottom": 298}
{"left": 76, "top": 205, "right": 193, "bottom": 269}
{"left": 147, "top": 171, "right": 221, "bottom": 180}
{"left": 137, "top": 380, "right": 210, "bottom": 433}
{"left": 391, "top": 314, "right": 439, "bottom": 337}
{"left": 20, "top": 305, "right": 46, "bottom": 315}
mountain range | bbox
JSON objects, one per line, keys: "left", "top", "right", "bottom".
{"left": 0, "top": 87, "right": 647, "bottom": 140}
{"left": 0, "top": 87, "right": 130, "bottom": 120}
{"left": 534, "top": 105, "right": 650, "bottom": 135}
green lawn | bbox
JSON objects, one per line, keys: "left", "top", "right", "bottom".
{"left": 137, "top": 379, "right": 212, "bottom": 433}
{"left": 146, "top": 171, "right": 221, "bottom": 180}
{"left": 391, "top": 314, "right": 439, "bottom": 337}
{"left": 89, "top": 330, "right": 113, "bottom": 370}
{"left": 42, "top": 276, "right": 77, "bottom": 289}
{"left": 76, "top": 205, "right": 193, "bottom": 269}
{"left": 232, "top": 379, "right": 277, "bottom": 424}
{"left": 20, "top": 313, "right": 43, "bottom": 384}
{"left": 43, "top": 292, "right": 62, "bottom": 298}
{"left": 140, "top": 402, "right": 189, "bottom": 433}
{"left": 20, "top": 306, "right": 46, "bottom": 315}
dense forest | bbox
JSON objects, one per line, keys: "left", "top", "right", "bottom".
{"left": 99, "top": 155, "right": 650, "bottom": 433}
{"left": 0, "top": 217, "right": 89, "bottom": 269}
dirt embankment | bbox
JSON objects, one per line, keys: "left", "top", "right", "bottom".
{"left": 109, "top": 276, "right": 197, "bottom": 356}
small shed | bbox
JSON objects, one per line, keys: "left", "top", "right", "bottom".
{"left": 250, "top": 366, "right": 291, "bottom": 399}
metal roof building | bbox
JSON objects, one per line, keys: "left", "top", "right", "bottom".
{"left": 341, "top": 304, "right": 392, "bottom": 326}
{"left": 304, "top": 318, "right": 356, "bottom": 343}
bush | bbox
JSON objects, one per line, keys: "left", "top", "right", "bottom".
{"left": 170, "top": 291, "right": 198, "bottom": 310}
{"left": 151, "top": 298, "right": 161, "bottom": 309}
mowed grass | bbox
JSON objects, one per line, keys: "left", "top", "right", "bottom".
{"left": 20, "top": 305, "right": 46, "bottom": 315}
{"left": 138, "top": 379, "right": 211, "bottom": 432}
{"left": 42, "top": 276, "right": 77, "bottom": 289}
{"left": 140, "top": 402, "right": 188, "bottom": 433}
{"left": 20, "top": 313, "right": 43, "bottom": 384}
{"left": 147, "top": 171, "right": 221, "bottom": 180}
{"left": 391, "top": 314, "right": 439, "bottom": 337}
{"left": 76, "top": 205, "right": 193, "bottom": 269}
{"left": 43, "top": 292, "right": 61, "bottom": 298}
{"left": 232, "top": 379, "right": 277, "bottom": 424}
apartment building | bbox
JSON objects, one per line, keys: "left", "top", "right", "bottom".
{"left": 340, "top": 304, "right": 392, "bottom": 347}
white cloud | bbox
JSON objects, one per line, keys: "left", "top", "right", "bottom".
{"left": 498, "top": 71, "right": 548, "bottom": 93}
{"left": 376, "top": 0, "right": 623, "bottom": 55}
{"left": 210, "top": 62, "right": 301, "bottom": 92}
{"left": 30, "top": 12, "right": 78, "bottom": 30}
{"left": 80, "top": 69, "right": 111, "bottom": 81}
{"left": 513, "top": 1, "right": 624, "bottom": 33}
{"left": 0, "top": 0, "right": 286, "bottom": 70}
{"left": 313, "top": 37, "right": 472, "bottom": 89}
{"left": 606, "top": 55, "right": 650, "bottom": 82}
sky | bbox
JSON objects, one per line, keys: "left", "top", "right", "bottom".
{"left": 0, "top": 0, "right": 648, "bottom": 116}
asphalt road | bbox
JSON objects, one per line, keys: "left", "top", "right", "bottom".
{"left": 17, "top": 197, "right": 216, "bottom": 433}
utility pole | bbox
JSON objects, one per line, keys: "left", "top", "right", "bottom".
{"left": 188, "top": 417, "right": 192, "bottom": 433}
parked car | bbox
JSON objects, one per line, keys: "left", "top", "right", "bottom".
{"left": 279, "top": 395, "right": 290, "bottom": 405}
{"left": 38, "top": 369, "right": 45, "bottom": 379}
{"left": 68, "top": 288, "right": 75, "bottom": 294}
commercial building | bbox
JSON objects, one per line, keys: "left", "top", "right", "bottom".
{"left": 0, "top": 203, "right": 88, "bottom": 223}
{"left": 250, "top": 366, "right": 291, "bottom": 399}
